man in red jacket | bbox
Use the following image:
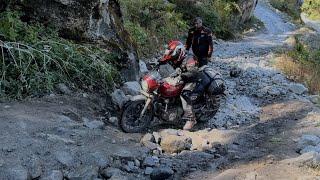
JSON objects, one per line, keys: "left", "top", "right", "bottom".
{"left": 185, "top": 17, "right": 214, "bottom": 67}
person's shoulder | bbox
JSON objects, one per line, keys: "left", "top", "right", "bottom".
{"left": 203, "top": 26, "right": 212, "bottom": 34}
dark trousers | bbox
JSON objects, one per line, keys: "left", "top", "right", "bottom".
{"left": 197, "top": 56, "right": 208, "bottom": 67}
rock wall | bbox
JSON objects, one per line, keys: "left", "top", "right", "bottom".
{"left": 239, "top": 0, "right": 259, "bottom": 23}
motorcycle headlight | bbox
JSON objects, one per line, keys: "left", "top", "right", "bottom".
{"left": 141, "top": 80, "right": 149, "bottom": 92}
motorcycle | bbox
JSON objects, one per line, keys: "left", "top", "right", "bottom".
{"left": 120, "top": 67, "right": 222, "bottom": 133}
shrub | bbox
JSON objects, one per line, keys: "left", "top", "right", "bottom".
{"left": 119, "top": 0, "right": 188, "bottom": 57}
{"left": 120, "top": 0, "right": 243, "bottom": 57}
{"left": 269, "top": 0, "right": 301, "bottom": 21}
{"left": 275, "top": 35, "right": 320, "bottom": 94}
{"left": 0, "top": 11, "right": 120, "bottom": 99}
{"left": 302, "top": 0, "right": 320, "bottom": 20}
{"left": 171, "top": 0, "right": 240, "bottom": 39}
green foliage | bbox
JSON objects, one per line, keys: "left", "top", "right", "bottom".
{"left": 119, "top": 0, "right": 188, "bottom": 57}
{"left": 172, "top": 0, "right": 241, "bottom": 39}
{"left": 302, "top": 0, "right": 320, "bottom": 20}
{"left": 0, "top": 10, "right": 119, "bottom": 99}
{"left": 283, "top": 35, "right": 320, "bottom": 93}
{"left": 119, "top": 0, "right": 242, "bottom": 57}
{"left": 269, "top": 0, "right": 301, "bottom": 20}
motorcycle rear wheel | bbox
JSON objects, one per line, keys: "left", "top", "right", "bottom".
{"left": 197, "top": 94, "right": 223, "bottom": 122}
{"left": 120, "top": 100, "right": 153, "bottom": 133}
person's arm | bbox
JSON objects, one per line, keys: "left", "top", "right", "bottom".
{"left": 180, "top": 70, "right": 200, "bottom": 83}
{"left": 207, "top": 31, "right": 214, "bottom": 58}
{"left": 185, "top": 29, "right": 193, "bottom": 51}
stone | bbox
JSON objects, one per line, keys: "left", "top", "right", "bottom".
{"left": 150, "top": 167, "right": 174, "bottom": 180}
{"left": 100, "top": 167, "right": 122, "bottom": 179}
{"left": 141, "top": 133, "right": 158, "bottom": 150}
{"left": 111, "top": 89, "right": 129, "bottom": 108}
{"left": 125, "top": 161, "right": 136, "bottom": 172}
{"left": 160, "top": 135, "right": 192, "bottom": 153}
{"left": 134, "top": 159, "right": 141, "bottom": 168}
{"left": 288, "top": 83, "right": 308, "bottom": 95}
{"left": 6, "top": 167, "right": 31, "bottom": 180}
{"left": 258, "top": 86, "right": 281, "bottom": 97}
{"left": 65, "top": 166, "right": 99, "bottom": 179}
{"left": 143, "top": 156, "right": 159, "bottom": 167}
{"left": 41, "top": 170, "right": 63, "bottom": 180}
{"left": 108, "top": 117, "right": 118, "bottom": 125}
{"left": 282, "top": 152, "right": 318, "bottom": 166}
{"left": 141, "top": 133, "right": 155, "bottom": 143}
{"left": 91, "top": 152, "right": 109, "bottom": 168}
{"left": 26, "top": 155, "right": 42, "bottom": 179}
{"left": 298, "top": 135, "right": 320, "bottom": 150}
{"left": 121, "top": 81, "right": 142, "bottom": 96}
{"left": 309, "top": 95, "right": 320, "bottom": 104}
{"left": 54, "top": 151, "right": 76, "bottom": 167}
{"left": 139, "top": 60, "right": 149, "bottom": 75}
{"left": 153, "top": 132, "right": 161, "bottom": 144}
{"left": 83, "top": 118, "right": 105, "bottom": 129}
{"left": 145, "top": 167, "right": 153, "bottom": 175}
{"left": 109, "top": 174, "right": 129, "bottom": 180}
{"left": 57, "top": 83, "right": 72, "bottom": 94}
{"left": 300, "top": 145, "right": 317, "bottom": 154}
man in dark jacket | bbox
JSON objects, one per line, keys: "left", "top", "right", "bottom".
{"left": 185, "top": 17, "right": 214, "bottom": 67}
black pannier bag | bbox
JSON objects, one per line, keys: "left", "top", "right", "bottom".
{"left": 200, "top": 66, "right": 225, "bottom": 95}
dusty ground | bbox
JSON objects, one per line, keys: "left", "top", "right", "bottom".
{"left": 1, "top": 0, "right": 320, "bottom": 179}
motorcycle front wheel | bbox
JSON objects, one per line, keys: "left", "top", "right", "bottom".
{"left": 120, "top": 100, "right": 153, "bottom": 133}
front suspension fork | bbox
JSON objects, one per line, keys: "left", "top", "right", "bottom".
{"left": 140, "top": 97, "right": 152, "bottom": 119}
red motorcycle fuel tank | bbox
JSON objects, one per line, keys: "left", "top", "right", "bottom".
{"left": 159, "top": 79, "right": 184, "bottom": 98}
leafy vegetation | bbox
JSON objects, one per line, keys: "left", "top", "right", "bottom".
{"left": 269, "top": 0, "right": 301, "bottom": 21}
{"left": 119, "top": 0, "right": 243, "bottom": 57}
{"left": 0, "top": 11, "right": 120, "bottom": 99}
{"left": 275, "top": 35, "right": 320, "bottom": 94}
{"left": 302, "top": 0, "right": 320, "bottom": 20}
{"left": 119, "top": 0, "right": 188, "bottom": 57}
{"left": 172, "top": 0, "right": 241, "bottom": 39}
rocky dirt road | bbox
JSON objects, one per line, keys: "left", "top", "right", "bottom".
{"left": 0, "top": 0, "right": 320, "bottom": 179}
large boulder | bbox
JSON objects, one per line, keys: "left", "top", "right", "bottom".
{"left": 121, "top": 81, "right": 141, "bottom": 96}
{"left": 160, "top": 134, "right": 192, "bottom": 154}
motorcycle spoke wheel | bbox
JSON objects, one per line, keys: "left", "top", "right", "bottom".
{"left": 120, "top": 100, "right": 153, "bottom": 133}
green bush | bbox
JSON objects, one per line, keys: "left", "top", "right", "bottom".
{"left": 119, "top": 0, "right": 242, "bottom": 57}
{"left": 302, "top": 0, "right": 320, "bottom": 20}
{"left": 119, "top": 0, "right": 188, "bottom": 57}
{"left": 171, "top": 0, "right": 240, "bottom": 39}
{"left": 0, "top": 11, "right": 120, "bottom": 99}
{"left": 269, "top": 0, "right": 301, "bottom": 20}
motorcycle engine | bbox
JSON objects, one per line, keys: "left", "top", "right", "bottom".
{"left": 156, "top": 101, "right": 183, "bottom": 122}
{"left": 163, "top": 106, "right": 184, "bottom": 122}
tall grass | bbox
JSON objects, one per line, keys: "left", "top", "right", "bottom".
{"left": 274, "top": 36, "right": 320, "bottom": 94}
{"left": 0, "top": 11, "right": 120, "bottom": 99}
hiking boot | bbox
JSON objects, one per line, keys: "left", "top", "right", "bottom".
{"left": 183, "top": 120, "right": 197, "bottom": 131}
